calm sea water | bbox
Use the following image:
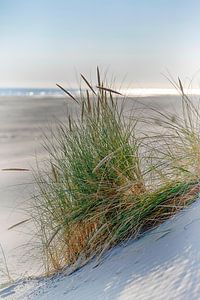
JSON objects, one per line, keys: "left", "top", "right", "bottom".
{"left": 0, "top": 88, "right": 68, "bottom": 97}
{"left": 1, "top": 87, "right": 200, "bottom": 97}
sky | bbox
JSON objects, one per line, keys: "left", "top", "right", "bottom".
{"left": 1, "top": 0, "right": 200, "bottom": 88}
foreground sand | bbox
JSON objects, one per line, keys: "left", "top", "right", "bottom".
{"left": 1, "top": 198, "right": 200, "bottom": 299}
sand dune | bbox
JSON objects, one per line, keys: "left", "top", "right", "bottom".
{"left": 2, "top": 198, "right": 200, "bottom": 299}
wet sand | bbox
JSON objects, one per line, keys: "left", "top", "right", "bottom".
{"left": 0, "top": 96, "right": 70, "bottom": 284}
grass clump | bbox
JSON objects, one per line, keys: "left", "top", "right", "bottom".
{"left": 32, "top": 69, "right": 200, "bottom": 275}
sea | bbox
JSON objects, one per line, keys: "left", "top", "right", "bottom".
{"left": 1, "top": 87, "right": 200, "bottom": 98}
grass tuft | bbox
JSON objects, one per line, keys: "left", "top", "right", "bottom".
{"left": 32, "top": 70, "right": 200, "bottom": 275}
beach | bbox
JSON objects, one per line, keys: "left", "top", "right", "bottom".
{"left": 0, "top": 92, "right": 199, "bottom": 298}
{"left": 0, "top": 93, "right": 193, "bottom": 282}
{"left": 1, "top": 0, "right": 200, "bottom": 298}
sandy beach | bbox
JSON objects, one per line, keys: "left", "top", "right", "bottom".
{"left": 0, "top": 94, "right": 173, "bottom": 282}
{"left": 0, "top": 93, "right": 199, "bottom": 299}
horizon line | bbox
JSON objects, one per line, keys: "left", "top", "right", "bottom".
{"left": 1, "top": 87, "right": 200, "bottom": 97}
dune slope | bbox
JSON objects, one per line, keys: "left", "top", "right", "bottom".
{"left": 1, "top": 198, "right": 200, "bottom": 300}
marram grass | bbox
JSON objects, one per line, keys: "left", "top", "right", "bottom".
{"left": 32, "top": 69, "right": 200, "bottom": 275}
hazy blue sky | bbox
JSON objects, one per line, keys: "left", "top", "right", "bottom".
{"left": 1, "top": 0, "right": 200, "bottom": 88}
